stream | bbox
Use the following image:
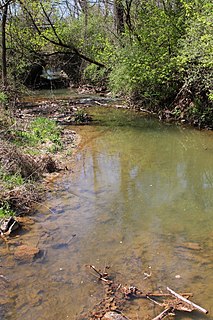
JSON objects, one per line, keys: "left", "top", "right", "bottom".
{"left": 0, "top": 89, "right": 213, "bottom": 320}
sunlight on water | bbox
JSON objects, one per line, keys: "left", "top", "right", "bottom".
{"left": 1, "top": 107, "right": 212, "bottom": 320}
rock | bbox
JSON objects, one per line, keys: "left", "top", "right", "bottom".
{"left": 0, "top": 217, "right": 20, "bottom": 235}
{"left": 16, "top": 217, "right": 35, "bottom": 225}
{"left": 103, "top": 312, "right": 127, "bottom": 320}
{"left": 179, "top": 242, "right": 202, "bottom": 251}
{"left": 14, "top": 245, "right": 40, "bottom": 262}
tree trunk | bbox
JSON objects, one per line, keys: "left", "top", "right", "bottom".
{"left": 114, "top": 0, "right": 125, "bottom": 34}
{"left": 1, "top": 2, "right": 8, "bottom": 88}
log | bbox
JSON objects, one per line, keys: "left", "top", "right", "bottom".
{"left": 167, "top": 287, "right": 208, "bottom": 314}
{"left": 152, "top": 307, "right": 174, "bottom": 320}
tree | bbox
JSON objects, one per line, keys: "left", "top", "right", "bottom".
{"left": 18, "top": 0, "right": 105, "bottom": 67}
{"left": 1, "top": 0, "right": 12, "bottom": 87}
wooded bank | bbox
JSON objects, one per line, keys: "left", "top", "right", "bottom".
{"left": 0, "top": 0, "right": 212, "bottom": 129}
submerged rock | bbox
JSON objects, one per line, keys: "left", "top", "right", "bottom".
{"left": 15, "top": 216, "right": 35, "bottom": 225}
{"left": 14, "top": 245, "right": 40, "bottom": 262}
{"left": 103, "top": 312, "right": 127, "bottom": 320}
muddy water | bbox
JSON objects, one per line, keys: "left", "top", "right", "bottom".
{"left": 1, "top": 106, "right": 213, "bottom": 320}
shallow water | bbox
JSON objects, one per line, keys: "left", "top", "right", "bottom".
{"left": 1, "top": 107, "right": 213, "bottom": 320}
{"left": 20, "top": 88, "right": 78, "bottom": 101}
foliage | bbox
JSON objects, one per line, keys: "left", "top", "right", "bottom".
{"left": 106, "top": 0, "right": 212, "bottom": 126}
{"left": 83, "top": 64, "right": 108, "bottom": 85}
{"left": 15, "top": 117, "right": 62, "bottom": 148}
{"left": 176, "top": 2, "right": 213, "bottom": 83}
{"left": 171, "top": 0, "right": 213, "bottom": 126}
{"left": 109, "top": 1, "right": 183, "bottom": 105}
{"left": 0, "top": 92, "right": 8, "bottom": 104}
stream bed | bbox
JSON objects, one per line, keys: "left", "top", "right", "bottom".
{"left": 1, "top": 102, "right": 213, "bottom": 320}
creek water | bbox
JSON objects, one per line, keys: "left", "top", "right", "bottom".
{"left": 1, "top": 95, "right": 213, "bottom": 320}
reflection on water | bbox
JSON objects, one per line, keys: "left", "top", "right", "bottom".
{"left": 1, "top": 107, "right": 213, "bottom": 320}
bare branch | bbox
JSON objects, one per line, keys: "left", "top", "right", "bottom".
{"left": 18, "top": 0, "right": 105, "bottom": 68}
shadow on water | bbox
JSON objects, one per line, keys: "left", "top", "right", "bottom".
{"left": 0, "top": 103, "right": 213, "bottom": 320}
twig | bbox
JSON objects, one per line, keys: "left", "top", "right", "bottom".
{"left": 87, "top": 265, "right": 109, "bottom": 280}
{"left": 146, "top": 295, "right": 163, "bottom": 306}
{"left": 88, "top": 265, "right": 104, "bottom": 277}
{"left": 66, "top": 234, "right": 76, "bottom": 245}
{"left": 152, "top": 307, "right": 174, "bottom": 320}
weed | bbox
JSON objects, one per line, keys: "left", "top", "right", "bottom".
{"left": 65, "top": 149, "right": 73, "bottom": 156}
{"left": 0, "top": 168, "right": 24, "bottom": 188}
{"left": 47, "top": 143, "right": 63, "bottom": 154}
{"left": 30, "top": 117, "right": 61, "bottom": 143}
{"left": 0, "top": 92, "right": 8, "bottom": 104}
{"left": 0, "top": 202, "right": 15, "bottom": 218}
{"left": 12, "top": 117, "right": 62, "bottom": 148}
{"left": 74, "top": 110, "right": 84, "bottom": 123}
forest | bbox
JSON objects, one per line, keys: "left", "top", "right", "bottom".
{"left": 0, "top": 0, "right": 212, "bottom": 127}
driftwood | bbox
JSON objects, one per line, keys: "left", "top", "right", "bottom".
{"left": 167, "top": 287, "right": 208, "bottom": 314}
{"left": 85, "top": 265, "right": 208, "bottom": 320}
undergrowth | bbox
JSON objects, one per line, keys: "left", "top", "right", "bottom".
{"left": 0, "top": 116, "right": 61, "bottom": 218}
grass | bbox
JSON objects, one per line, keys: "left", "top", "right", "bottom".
{"left": 0, "top": 169, "right": 24, "bottom": 187}
{"left": 0, "top": 169, "right": 24, "bottom": 217}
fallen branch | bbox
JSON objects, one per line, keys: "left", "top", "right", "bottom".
{"left": 167, "top": 287, "right": 208, "bottom": 314}
{"left": 140, "top": 292, "right": 193, "bottom": 298}
{"left": 146, "top": 295, "right": 163, "bottom": 306}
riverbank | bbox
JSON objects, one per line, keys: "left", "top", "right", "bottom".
{"left": 0, "top": 100, "right": 87, "bottom": 227}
